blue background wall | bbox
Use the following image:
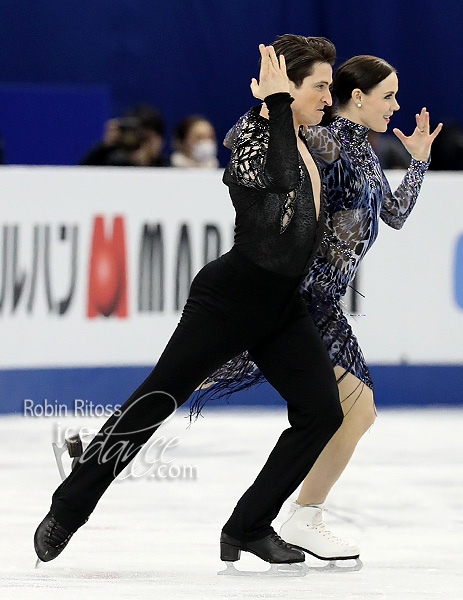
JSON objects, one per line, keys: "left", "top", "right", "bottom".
{"left": 0, "top": 1, "right": 462, "bottom": 413}
{"left": 2, "top": 365, "right": 463, "bottom": 415}
{"left": 0, "top": 0, "right": 461, "bottom": 165}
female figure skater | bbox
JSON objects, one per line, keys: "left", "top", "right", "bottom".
{"left": 213, "top": 52, "right": 442, "bottom": 566}
{"left": 34, "top": 36, "right": 341, "bottom": 571}
{"left": 277, "top": 55, "right": 442, "bottom": 562}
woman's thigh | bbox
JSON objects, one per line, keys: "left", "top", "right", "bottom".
{"left": 333, "top": 365, "right": 376, "bottom": 428}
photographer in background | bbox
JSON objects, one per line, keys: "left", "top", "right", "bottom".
{"left": 79, "top": 105, "right": 169, "bottom": 167}
{"left": 125, "top": 105, "right": 170, "bottom": 166}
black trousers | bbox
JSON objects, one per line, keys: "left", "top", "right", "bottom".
{"left": 51, "top": 248, "right": 342, "bottom": 542}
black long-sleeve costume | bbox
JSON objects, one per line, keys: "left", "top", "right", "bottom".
{"left": 49, "top": 93, "right": 341, "bottom": 543}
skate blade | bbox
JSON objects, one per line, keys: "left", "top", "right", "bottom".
{"left": 52, "top": 434, "right": 86, "bottom": 482}
{"left": 52, "top": 443, "right": 68, "bottom": 481}
{"left": 310, "top": 557, "right": 363, "bottom": 572}
{"left": 218, "top": 561, "right": 309, "bottom": 577}
{"left": 34, "top": 558, "right": 42, "bottom": 569}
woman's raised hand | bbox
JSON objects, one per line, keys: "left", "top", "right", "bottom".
{"left": 393, "top": 108, "right": 443, "bottom": 162}
{"left": 250, "top": 44, "right": 290, "bottom": 100}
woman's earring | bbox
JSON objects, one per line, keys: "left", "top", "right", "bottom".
{"left": 357, "top": 103, "right": 362, "bottom": 108}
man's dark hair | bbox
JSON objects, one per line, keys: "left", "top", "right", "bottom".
{"left": 271, "top": 34, "right": 336, "bottom": 88}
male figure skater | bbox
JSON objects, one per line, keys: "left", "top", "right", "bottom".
{"left": 35, "top": 36, "right": 341, "bottom": 570}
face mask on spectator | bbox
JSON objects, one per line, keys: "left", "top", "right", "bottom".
{"left": 192, "top": 139, "right": 217, "bottom": 162}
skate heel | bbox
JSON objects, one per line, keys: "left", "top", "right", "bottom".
{"left": 220, "top": 542, "right": 241, "bottom": 562}
{"left": 220, "top": 532, "right": 243, "bottom": 562}
{"left": 66, "top": 433, "right": 83, "bottom": 458}
{"left": 66, "top": 433, "right": 84, "bottom": 470}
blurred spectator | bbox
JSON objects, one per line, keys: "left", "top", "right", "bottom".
{"left": 125, "top": 104, "right": 170, "bottom": 166}
{"left": 171, "top": 115, "right": 219, "bottom": 168}
{"left": 368, "top": 131, "right": 410, "bottom": 169}
{"left": 428, "top": 122, "right": 463, "bottom": 170}
{"left": 79, "top": 104, "right": 169, "bottom": 167}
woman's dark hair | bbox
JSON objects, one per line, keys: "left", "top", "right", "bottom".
{"left": 270, "top": 34, "right": 336, "bottom": 88}
{"left": 333, "top": 55, "right": 396, "bottom": 107}
{"left": 173, "top": 115, "right": 212, "bottom": 143}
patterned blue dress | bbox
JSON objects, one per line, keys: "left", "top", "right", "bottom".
{"left": 300, "top": 116, "right": 429, "bottom": 388}
{"left": 200, "top": 114, "right": 429, "bottom": 405}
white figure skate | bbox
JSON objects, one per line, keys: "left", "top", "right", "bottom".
{"left": 279, "top": 503, "right": 363, "bottom": 572}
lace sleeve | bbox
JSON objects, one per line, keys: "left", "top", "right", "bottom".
{"left": 300, "top": 125, "right": 340, "bottom": 164}
{"left": 380, "top": 158, "right": 429, "bottom": 230}
{"left": 226, "top": 93, "right": 301, "bottom": 193}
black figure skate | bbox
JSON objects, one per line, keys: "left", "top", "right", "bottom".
{"left": 217, "top": 531, "right": 309, "bottom": 577}
{"left": 35, "top": 432, "right": 87, "bottom": 568}
{"left": 34, "top": 512, "right": 76, "bottom": 565}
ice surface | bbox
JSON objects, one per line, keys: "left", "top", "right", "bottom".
{"left": 1, "top": 407, "right": 462, "bottom": 599}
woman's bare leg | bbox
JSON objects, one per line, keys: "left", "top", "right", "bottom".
{"left": 279, "top": 367, "right": 374, "bottom": 561}
{"left": 296, "top": 366, "right": 376, "bottom": 505}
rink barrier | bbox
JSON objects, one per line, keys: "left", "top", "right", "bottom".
{"left": 1, "top": 364, "right": 462, "bottom": 415}
{"left": 1, "top": 168, "right": 462, "bottom": 414}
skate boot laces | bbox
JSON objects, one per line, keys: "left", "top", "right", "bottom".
{"left": 45, "top": 516, "right": 73, "bottom": 549}
{"left": 269, "top": 532, "right": 296, "bottom": 550}
{"left": 310, "top": 508, "right": 353, "bottom": 549}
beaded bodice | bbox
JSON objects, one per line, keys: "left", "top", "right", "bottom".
{"left": 300, "top": 116, "right": 429, "bottom": 298}
{"left": 329, "top": 117, "right": 382, "bottom": 189}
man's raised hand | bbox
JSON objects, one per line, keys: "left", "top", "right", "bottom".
{"left": 250, "top": 44, "right": 290, "bottom": 100}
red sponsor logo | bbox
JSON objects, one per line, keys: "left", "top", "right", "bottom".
{"left": 87, "top": 215, "right": 128, "bottom": 318}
